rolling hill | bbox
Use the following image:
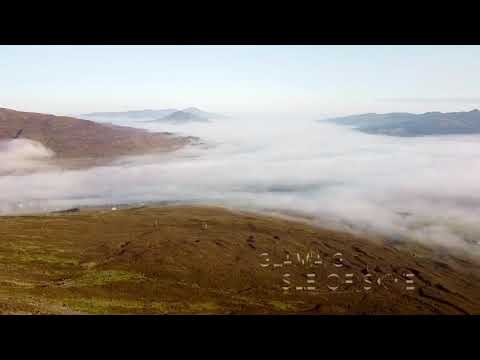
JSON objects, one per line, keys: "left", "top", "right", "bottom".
{"left": 325, "top": 109, "right": 480, "bottom": 136}
{"left": 0, "top": 107, "right": 194, "bottom": 160}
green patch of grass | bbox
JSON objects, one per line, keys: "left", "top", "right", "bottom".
{"left": 63, "top": 297, "right": 145, "bottom": 314}
{"left": 187, "top": 302, "right": 220, "bottom": 313}
{"left": 80, "top": 261, "right": 97, "bottom": 269}
{"left": 73, "top": 270, "right": 146, "bottom": 287}
{"left": 15, "top": 253, "right": 79, "bottom": 267}
{"left": 149, "top": 301, "right": 221, "bottom": 314}
{"left": 149, "top": 302, "right": 169, "bottom": 313}
{"left": 269, "top": 300, "right": 296, "bottom": 312}
{"left": 0, "top": 279, "right": 36, "bottom": 288}
{"left": 61, "top": 298, "right": 217, "bottom": 315}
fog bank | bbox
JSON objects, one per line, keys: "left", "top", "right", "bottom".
{"left": 0, "top": 139, "right": 55, "bottom": 176}
{"left": 1, "top": 116, "right": 480, "bottom": 254}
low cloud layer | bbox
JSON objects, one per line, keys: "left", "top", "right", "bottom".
{"left": 1, "top": 117, "right": 480, "bottom": 254}
{"left": 0, "top": 139, "right": 55, "bottom": 176}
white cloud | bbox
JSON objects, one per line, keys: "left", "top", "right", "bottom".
{"left": 1, "top": 117, "right": 480, "bottom": 255}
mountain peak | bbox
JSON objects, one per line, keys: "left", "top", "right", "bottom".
{"left": 159, "top": 110, "right": 209, "bottom": 123}
{"left": 182, "top": 107, "right": 204, "bottom": 114}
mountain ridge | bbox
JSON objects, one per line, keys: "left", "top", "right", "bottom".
{"left": 82, "top": 109, "right": 178, "bottom": 119}
{"left": 152, "top": 110, "right": 210, "bottom": 123}
{"left": 324, "top": 109, "right": 480, "bottom": 136}
{"left": 81, "top": 107, "right": 226, "bottom": 123}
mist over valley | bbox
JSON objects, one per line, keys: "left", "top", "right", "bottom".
{"left": 2, "top": 108, "right": 480, "bottom": 257}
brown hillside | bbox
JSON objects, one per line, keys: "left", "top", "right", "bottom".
{"left": 0, "top": 205, "right": 478, "bottom": 314}
{"left": 0, "top": 107, "right": 193, "bottom": 159}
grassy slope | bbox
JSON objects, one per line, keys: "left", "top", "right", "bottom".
{"left": 0, "top": 206, "right": 479, "bottom": 314}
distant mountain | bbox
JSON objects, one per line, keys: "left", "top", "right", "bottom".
{"left": 0, "top": 107, "right": 193, "bottom": 160}
{"left": 150, "top": 110, "right": 210, "bottom": 124}
{"left": 78, "top": 109, "right": 178, "bottom": 122}
{"left": 81, "top": 109, "right": 177, "bottom": 121}
{"left": 81, "top": 107, "right": 225, "bottom": 123}
{"left": 324, "top": 109, "right": 480, "bottom": 136}
{"left": 146, "top": 107, "right": 227, "bottom": 124}
{"left": 180, "top": 107, "right": 226, "bottom": 119}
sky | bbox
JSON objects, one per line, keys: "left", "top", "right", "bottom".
{"left": 1, "top": 45, "right": 480, "bottom": 117}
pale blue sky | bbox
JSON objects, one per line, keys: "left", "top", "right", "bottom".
{"left": 1, "top": 45, "right": 479, "bottom": 117}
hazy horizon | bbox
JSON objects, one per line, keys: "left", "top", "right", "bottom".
{"left": 1, "top": 46, "right": 480, "bottom": 117}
